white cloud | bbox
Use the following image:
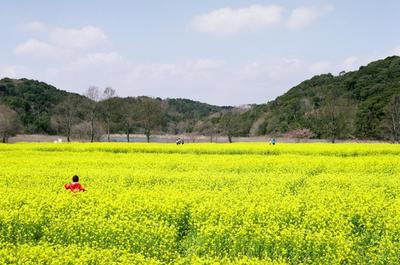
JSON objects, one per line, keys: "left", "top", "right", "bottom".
{"left": 49, "top": 26, "right": 108, "bottom": 50}
{"left": 2, "top": 55, "right": 373, "bottom": 105}
{"left": 15, "top": 23, "right": 109, "bottom": 58}
{"left": 240, "top": 58, "right": 302, "bottom": 80}
{"left": 14, "top": 20, "right": 392, "bottom": 105}
{"left": 190, "top": 4, "right": 333, "bottom": 34}
{"left": 1, "top": 57, "right": 331, "bottom": 104}
{"left": 67, "top": 52, "right": 124, "bottom": 71}
{"left": 287, "top": 5, "right": 334, "bottom": 30}
{"left": 127, "top": 59, "right": 225, "bottom": 82}
{"left": 79, "top": 52, "right": 123, "bottom": 65}
{"left": 119, "top": 60, "right": 233, "bottom": 101}
{"left": 190, "top": 5, "right": 284, "bottom": 35}
{"left": 14, "top": 39, "right": 66, "bottom": 57}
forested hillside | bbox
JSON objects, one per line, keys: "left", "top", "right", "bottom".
{"left": 0, "top": 56, "right": 399, "bottom": 142}
{"left": 244, "top": 56, "right": 400, "bottom": 141}
{"left": 0, "top": 78, "right": 86, "bottom": 133}
{"left": 0, "top": 78, "right": 228, "bottom": 141}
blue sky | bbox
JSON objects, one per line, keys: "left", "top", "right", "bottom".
{"left": 0, "top": 0, "right": 399, "bottom": 105}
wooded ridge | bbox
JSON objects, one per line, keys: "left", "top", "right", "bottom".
{"left": 0, "top": 56, "right": 399, "bottom": 142}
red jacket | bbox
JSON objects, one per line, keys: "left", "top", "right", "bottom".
{"left": 64, "top": 182, "right": 85, "bottom": 192}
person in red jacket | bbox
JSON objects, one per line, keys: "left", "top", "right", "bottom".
{"left": 64, "top": 175, "right": 86, "bottom": 192}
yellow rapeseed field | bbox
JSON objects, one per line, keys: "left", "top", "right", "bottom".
{"left": 1, "top": 143, "right": 400, "bottom": 264}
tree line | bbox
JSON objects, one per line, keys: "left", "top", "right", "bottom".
{"left": 0, "top": 84, "right": 246, "bottom": 143}
{"left": 51, "top": 86, "right": 164, "bottom": 143}
{"left": 1, "top": 86, "right": 399, "bottom": 143}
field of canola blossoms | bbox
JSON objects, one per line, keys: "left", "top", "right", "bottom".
{"left": 1, "top": 143, "right": 400, "bottom": 264}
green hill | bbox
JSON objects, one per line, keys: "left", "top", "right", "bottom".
{"left": 0, "top": 78, "right": 227, "bottom": 135}
{"left": 248, "top": 56, "right": 400, "bottom": 140}
{"left": 0, "top": 78, "right": 86, "bottom": 133}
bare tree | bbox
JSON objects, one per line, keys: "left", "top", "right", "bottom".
{"left": 137, "top": 98, "right": 163, "bottom": 143}
{"left": 102, "top": 87, "right": 116, "bottom": 142}
{"left": 219, "top": 110, "right": 242, "bottom": 143}
{"left": 85, "top": 86, "right": 101, "bottom": 142}
{"left": 51, "top": 96, "right": 78, "bottom": 142}
{"left": 317, "top": 92, "right": 355, "bottom": 143}
{"left": 71, "top": 121, "right": 104, "bottom": 141}
{"left": 385, "top": 95, "right": 400, "bottom": 143}
{"left": 0, "top": 104, "right": 20, "bottom": 143}
{"left": 119, "top": 99, "right": 138, "bottom": 143}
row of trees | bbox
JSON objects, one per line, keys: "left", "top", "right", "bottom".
{"left": 51, "top": 87, "right": 163, "bottom": 143}
{"left": 51, "top": 86, "right": 249, "bottom": 143}
{"left": 0, "top": 83, "right": 244, "bottom": 143}
{"left": 0, "top": 85, "right": 247, "bottom": 143}
{"left": 1, "top": 85, "right": 399, "bottom": 143}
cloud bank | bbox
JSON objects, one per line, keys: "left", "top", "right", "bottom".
{"left": 3, "top": 20, "right": 399, "bottom": 106}
{"left": 190, "top": 4, "right": 333, "bottom": 35}
{"left": 14, "top": 24, "right": 109, "bottom": 58}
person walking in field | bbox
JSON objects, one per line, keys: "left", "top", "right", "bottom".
{"left": 176, "top": 137, "right": 184, "bottom": 145}
{"left": 64, "top": 175, "right": 86, "bottom": 192}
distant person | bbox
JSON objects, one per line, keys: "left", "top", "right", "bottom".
{"left": 64, "top": 175, "right": 86, "bottom": 192}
